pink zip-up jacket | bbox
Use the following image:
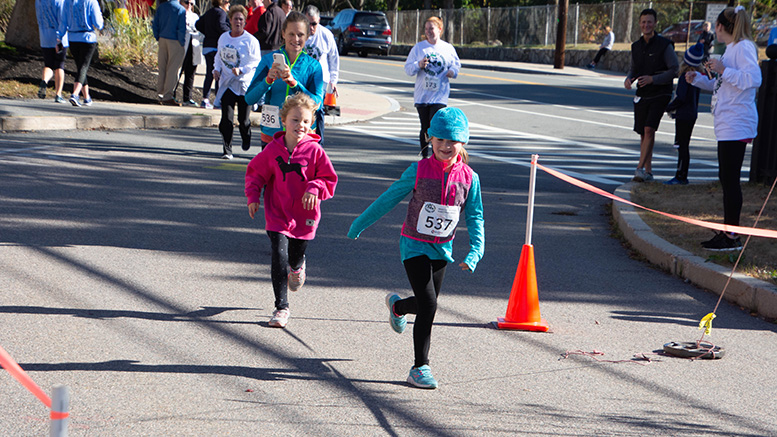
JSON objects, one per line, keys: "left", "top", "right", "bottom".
{"left": 245, "top": 131, "right": 338, "bottom": 240}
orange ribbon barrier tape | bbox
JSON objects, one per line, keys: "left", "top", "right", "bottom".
{"left": 50, "top": 411, "right": 70, "bottom": 420}
{"left": 0, "top": 344, "right": 52, "bottom": 408}
{"left": 535, "top": 162, "right": 777, "bottom": 239}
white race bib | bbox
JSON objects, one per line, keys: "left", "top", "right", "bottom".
{"left": 423, "top": 75, "right": 440, "bottom": 92}
{"left": 260, "top": 105, "right": 280, "bottom": 129}
{"left": 416, "top": 202, "right": 460, "bottom": 238}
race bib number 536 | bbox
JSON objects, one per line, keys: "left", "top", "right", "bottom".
{"left": 260, "top": 105, "right": 280, "bottom": 128}
{"left": 416, "top": 202, "right": 460, "bottom": 238}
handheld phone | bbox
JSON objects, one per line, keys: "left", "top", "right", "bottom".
{"left": 273, "top": 53, "right": 286, "bottom": 67}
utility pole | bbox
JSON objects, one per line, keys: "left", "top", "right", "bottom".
{"left": 554, "top": 0, "right": 569, "bottom": 69}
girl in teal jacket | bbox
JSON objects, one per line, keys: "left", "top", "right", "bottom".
{"left": 348, "top": 107, "right": 485, "bottom": 389}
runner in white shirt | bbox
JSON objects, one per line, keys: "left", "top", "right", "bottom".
{"left": 404, "top": 16, "right": 461, "bottom": 158}
{"left": 303, "top": 5, "right": 338, "bottom": 145}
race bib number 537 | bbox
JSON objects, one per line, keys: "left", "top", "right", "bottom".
{"left": 416, "top": 202, "right": 460, "bottom": 238}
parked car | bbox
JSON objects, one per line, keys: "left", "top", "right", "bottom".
{"left": 661, "top": 20, "right": 705, "bottom": 44}
{"left": 319, "top": 15, "right": 334, "bottom": 28}
{"left": 329, "top": 9, "right": 391, "bottom": 57}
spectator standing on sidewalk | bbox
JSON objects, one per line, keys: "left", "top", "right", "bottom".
{"left": 195, "top": 0, "right": 230, "bottom": 109}
{"left": 213, "top": 4, "right": 261, "bottom": 159}
{"left": 587, "top": 25, "right": 614, "bottom": 69}
{"left": 153, "top": 0, "right": 187, "bottom": 106}
{"left": 180, "top": 0, "right": 203, "bottom": 106}
{"left": 663, "top": 42, "right": 703, "bottom": 186}
{"left": 280, "top": 0, "right": 293, "bottom": 16}
{"left": 255, "top": 0, "right": 285, "bottom": 56}
{"left": 303, "top": 4, "right": 338, "bottom": 145}
{"left": 687, "top": 6, "right": 761, "bottom": 251}
{"left": 697, "top": 21, "right": 715, "bottom": 61}
{"left": 35, "top": 0, "right": 68, "bottom": 103}
{"left": 404, "top": 16, "right": 461, "bottom": 158}
{"left": 59, "top": 0, "right": 103, "bottom": 107}
{"left": 245, "top": 0, "right": 265, "bottom": 36}
{"left": 624, "top": 8, "right": 678, "bottom": 182}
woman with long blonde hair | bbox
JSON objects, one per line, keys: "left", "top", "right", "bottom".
{"left": 687, "top": 6, "right": 762, "bottom": 251}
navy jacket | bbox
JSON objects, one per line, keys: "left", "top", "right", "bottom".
{"left": 196, "top": 6, "right": 229, "bottom": 49}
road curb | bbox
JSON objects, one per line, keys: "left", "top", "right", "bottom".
{"left": 612, "top": 183, "right": 777, "bottom": 320}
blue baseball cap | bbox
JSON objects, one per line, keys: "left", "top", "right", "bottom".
{"left": 427, "top": 107, "right": 469, "bottom": 144}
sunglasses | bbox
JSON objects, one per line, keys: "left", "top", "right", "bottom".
{"left": 309, "top": 22, "right": 319, "bottom": 27}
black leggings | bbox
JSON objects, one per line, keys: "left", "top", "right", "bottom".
{"left": 717, "top": 140, "right": 747, "bottom": 226}
{"left": 181, "top": 41, "right": 195, "bottom": 101}
{"left": 69, "top": 41, "right": 96, "bottom": 85}
{"left": 394, "top": 256, "right": 447, "bottom": 368}
{"left": 593, "top": 47, "right": 609, "bottom": 63}
{"left": 219, "top": 89, "right": 252, "bottom": 154}
{"left": 202, "top": 50, "right": 218, "bottom": 100}
{"left": 415, "top": 104, "right": 446, "bottom": 157}
{"left": 266, "top": 231, "right": 308, "bottom": 310}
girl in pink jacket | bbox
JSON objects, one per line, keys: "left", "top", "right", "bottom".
{"left": 245, "top": 92, "right": 338, "bottom": 328}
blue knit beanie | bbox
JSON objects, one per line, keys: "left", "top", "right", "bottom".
{"left": 427, "top": 107, "right": 469, "bottom": 144}
{"left": 684, "top": 42, "right": 704, "bottom": 67}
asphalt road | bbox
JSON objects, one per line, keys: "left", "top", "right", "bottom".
{"left": 1, "top": 57, "right": 776, "bottom": 436}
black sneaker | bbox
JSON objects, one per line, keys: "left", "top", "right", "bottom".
{"left": 38, "top": 80, "right": 47, "bottom": 99}
{"left": 701, "top": 232, "right": 742, "bottom": 251}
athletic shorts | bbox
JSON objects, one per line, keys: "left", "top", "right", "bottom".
{"left": 41, "top": 46, "right": 67, "bottom": 70}
{"left": 633, "top": 94, "right": 671, "bottom": 135}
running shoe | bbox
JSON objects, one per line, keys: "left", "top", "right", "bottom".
{"left": 586, "top": 63, "right": 595, "bottom": 69}
{"left": 701, "top": 232, "right": 742, "bottom": 251}
{"left": 632, "top": 168, "right": 647, "bottom": 182}
{"left": 288, "top": 259, "right": 306, "bottom": 292}
{"left": 54, "top": 95, "right": 66, "bottom": 104}
{"left": 407, "top": 365, "right": 438, "bottom": 389}
{"left": 241, "top": 142, "right": 251, "bottom": 151}
{"left": 385, "top": 293, "right": 406, "bottom": 334}
{"left": 183, "top": 99, "right": 197, "bottom": 106}
{"left": 664, "top": 177, "right": 688, "bottom": 185}
{"left": 83, "top": 97, "right": 93, "bottom": 106}
{"left": 268, "top": 308, "right": 290, "bottom": 328}
{"left": 69, "top": 96, "right": 80, "bottom": 107}
{"left": 200, "top": 99, "right": 213, "bottom": 109}
{"left": 38, "top": 80, "right": 47, "bottom": 99}
{"left": 221, "top": 153, "right": 233, "bottom": 160}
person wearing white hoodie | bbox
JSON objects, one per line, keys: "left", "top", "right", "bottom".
{"left": 686, "top": 6, "right": 762, "bottom": 251}
{"left": 213, "top": 5, "right": 261, "bottom": 158}
{"left": 404, "top": 16, "right": 460, "bottom": 158}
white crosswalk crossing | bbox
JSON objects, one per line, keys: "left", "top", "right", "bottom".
{"left": 337, "top": 111, "right": 725, "bottom": 186}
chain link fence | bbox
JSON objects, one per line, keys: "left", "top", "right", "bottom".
{"left": 386, "top": 1, "right": 773, "bottom": 48}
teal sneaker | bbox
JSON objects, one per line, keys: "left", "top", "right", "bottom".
{"left": 407, "top": 365, "right": 438, "bottom": 389}
{"left": 385, "top": 293, "right": 406, "bottom": 334}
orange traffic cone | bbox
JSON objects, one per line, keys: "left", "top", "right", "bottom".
{"left": 324, "top": 91, "right": 336, "bottom": 107}
{"left": 496, "top": 244, "right": 549, "bottom": 331}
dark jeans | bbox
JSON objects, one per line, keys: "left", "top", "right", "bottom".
{"left": 717, "top": 140, "right": 747, "bottom": 226}
{"left": 674, "top": 119, "right": 696, "bottom": 180}
{"left": 415, "top": 103, "right": 446, "bottom": 157}
{"left": 219, "top": 89, "right": 252, "bottom": 154}
{"left": 593, "top": 47, "right": 609, "bottom": 63}
{"left": 315, "top": 107, "right": 325, "bottom": 146}
{"left": 394, "top": 255, "right": 447, "bottom": 368}
{"left": 202, "top": 50, "right": 218, "bottom": 101}
{"left": 181, "top": 42, "right": 195, "bottom": 102}
{"left": 267, "top": 231, "right": 309, "bottom": 310}
{"left": 69, "top": 41, "right": 96, "bottom": 85}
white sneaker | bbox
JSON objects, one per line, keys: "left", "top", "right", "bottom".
{"left": 221, "top": 154, "right": 233, "bottom": 160}
{"left": 268, "top": 308, "right": 290, "bottom": 328}
{"left": 288, "top": 259, "right": 306, "bottom": 292}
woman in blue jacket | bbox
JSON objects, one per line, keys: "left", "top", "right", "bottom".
{"left": 245, "top": 11, "right": 324, "bottom": 149}
{"left": 59, "top": 0, "right": 103, "bottom": 106}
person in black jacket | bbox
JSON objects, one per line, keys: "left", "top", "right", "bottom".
{"left": 195, "top": 0, "right": 230, "bottom": 108}
{"left": 664, "top": 42, "right": 703, "bottom": 186}
{"left": 256, "top": 0, "right": 285, "bottom": 56}
{"left": 697, "top": 21, "right": 715, "bottom": 61}
{"left": 624, "top": 8, "right": 678, "bottom": 182}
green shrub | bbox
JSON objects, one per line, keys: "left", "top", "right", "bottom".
{"left": 100, "top": 13, "right": 157, "bottom": 67}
